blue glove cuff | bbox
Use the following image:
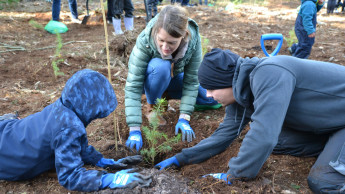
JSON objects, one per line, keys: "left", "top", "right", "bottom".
{"left": 129, "top": 131, "right": 141, "bottom": 136}
{"left": 178, "top": 118, "right": 189, "bottom": 124}
{"left": 100, "top": 174, "right": 114, "bottom": 189}
{"left": 171, "top": 156, "right": 180, "bottom": 167}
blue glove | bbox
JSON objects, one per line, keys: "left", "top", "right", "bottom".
{"left": 154, "top": 156, "right": 180, "bottom": 170}
{"left": 100, "top": 169, "right": 152, "bottom": 189}
{"left": 96, "top": 158, "right": 127, "bottom": 170}
{"left": 175, "top": 119, "right": 195, "bottom": 142}
{"left": 46, "top": 0, "right": 52, "bottom": 3}
{"left": 117, "top": 155, "right": 142, "bottom": 165}
{"left": 0, "top": 113, "right": 19, "bottom": 121}
{"left": 126, "top": 131, "right": 143, "bottom": 152}
{"left": 202, "top": 173, "right": 232, "bottom": 184}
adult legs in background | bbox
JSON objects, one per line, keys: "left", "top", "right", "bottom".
{"left": 68, "top": 0, "right": 78, "bottom": 19}
{"left": 327, "top": 0, "right": 337, "bottom": 13}
{"left": 52, "top": 0, "right": 62, "bottom": 21}
{"left": 307, "top": 128, "right": 345, "bottom": 193}
{"left": 52, "top": 0, "right": 78, "bottom": 21}
{"left": 123, "top": 0, "right": 134, "bottom": 30}
{"left": 107, "top": 0, "right": 115, "bottom": 23}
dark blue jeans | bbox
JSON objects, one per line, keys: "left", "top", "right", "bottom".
{"left": 290, "top": 14, "right": 315, "bottom": 59}
{"left": 52, "top": 0, "right": 78, "bottom": 21}
{"left": 112, "top": 0, "right": 134, "bottom": 18}
{"left": 144, "top": 58, "right": 218, "bottom": 105}
{"left": 199, "top": 0, "right": 207, "bottom": 5}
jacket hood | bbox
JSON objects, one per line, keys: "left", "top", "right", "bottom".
{"left": 61, "top": 69, "right": 117, "bottom": 126}
{"left": 233, "top": 57, "right": 261, "bottom": 108}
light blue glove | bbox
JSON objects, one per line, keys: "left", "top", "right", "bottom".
{"left": 96, "top": 158, "right": 127, "bottom": 170}
{"left": 0, "top": 112, "right": 19, "bottom": 121}
{"left": 46, "top": 0, "right": 52, "bottom": 3}
{"left": 126, "top": 131, "right": 143, "bottom": 152}
{"left": 202, "top": 173, "right": 232, "bottom": 184}
{"left": 100, "top": 169, "right": 152, "bottom": 189}
{"left": 175, "top": 118, "right": 195, "bottom": 142}
{"left": 154, "top": 156, "right": 180, "bottom": 170}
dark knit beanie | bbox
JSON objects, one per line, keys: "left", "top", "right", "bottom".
{"left": 198, "top": 48, "right": 240, "bottom": 90}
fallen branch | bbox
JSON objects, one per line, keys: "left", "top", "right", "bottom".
{"left": 31, "top": 41, "right": 88, "bottom": 51}
{"left": 0, "top": 43, "right": 26, "bottom": 53}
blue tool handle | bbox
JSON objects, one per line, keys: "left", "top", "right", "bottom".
{"left": 260, "top": 33, "right": 283, "bottom": 57}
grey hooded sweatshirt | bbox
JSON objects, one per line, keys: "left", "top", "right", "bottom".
{"left": 175, "top": 55, "right": 345, "bottom": 179}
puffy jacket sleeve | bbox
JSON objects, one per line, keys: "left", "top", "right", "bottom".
{"left": 53, "top": 127, "right": 104, "bottom": 192}
{"left": 301, "top": 2, "right": 317, "bottom": 35}
{"left": 125, "top": 32, "right": 153, "bottom": 127}
{"left": 179, "top": 27, "right": 203, "bottom": 115}
{"left": 227, "top": 65, "right": 296, "bottom": 179}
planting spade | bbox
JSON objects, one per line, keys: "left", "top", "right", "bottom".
{"left": 260, "top": 33, "right": 283, "bottom": 57}
{"left": 81, "top": 0, "right": 90, "bottom": 25}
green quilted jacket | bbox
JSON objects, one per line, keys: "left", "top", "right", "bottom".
{"left": 124, "top": 16, "right": 202, "bottom": 127}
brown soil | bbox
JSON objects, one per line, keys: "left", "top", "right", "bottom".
{"left": 0, "top": 0, "right": 344, "bottom": 193}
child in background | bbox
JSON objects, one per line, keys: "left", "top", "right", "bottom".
{"left": 288, "top": 0, "right": 324, "bottom": 59}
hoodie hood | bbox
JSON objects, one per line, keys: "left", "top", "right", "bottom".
{"left": 232, "top": 57, "right": 261, "bottom": 108}
{"left": 61, "top": 69, "right": 117, "bottom": 126}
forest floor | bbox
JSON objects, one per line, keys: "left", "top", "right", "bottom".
{"left": 0, "top": 0, "right": 344, "bottom": 193}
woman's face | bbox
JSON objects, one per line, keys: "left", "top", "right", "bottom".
{"left": 156, "top": 28, "right": 184, "bottom": 56}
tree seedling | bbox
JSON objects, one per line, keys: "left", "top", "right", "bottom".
{"left": 140, "top": 98, "right": 181, "bottom": 165}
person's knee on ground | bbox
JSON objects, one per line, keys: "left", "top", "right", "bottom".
{"left": 307, "top": 128, "right": 345, "bottom": 193}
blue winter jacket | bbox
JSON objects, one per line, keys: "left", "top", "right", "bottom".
{"left": 176, "top": 56, "right": 345, "bottom": 179}
{"left": 297, "top": 0, "right": 324, "bottom": 35}
{"left": 0, "top": 69, "right": 117, "bottom": 191}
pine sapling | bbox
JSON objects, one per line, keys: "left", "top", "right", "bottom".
{"left": 52, "top": 33, "right": 65, "bottom": 77}
{"left": 140, "top": 98, "right": 181, "bottom": 165}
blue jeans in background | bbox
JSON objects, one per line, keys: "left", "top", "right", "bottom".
{"left": 144, "top": 58, "right": 218, "bottom": 106}
{"left": 199, "top": 0, "right": 208, "bottom": 5}
{"left": 52, "top": 0, "right": 78, "bottom": 21}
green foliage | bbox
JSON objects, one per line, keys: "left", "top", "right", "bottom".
{"left": 29, "top": 19, "right": 44, "bottom": 30}
{"left": 0, "top": 0, "right": 20, "bottom": 10}
{"left": 200, "top": 35, "right": 210, "bottom": 57}
{"left": 284, "top": 27, "right": 298, "bottom": 47}
{"left": 140, "top": 98, "right": 180, "bottom": 165}
{"left": 52, "top": 33, "right": 65, "bottom": 77}
{"left": 291, "top": 183, "right": 301, "bottom": 190}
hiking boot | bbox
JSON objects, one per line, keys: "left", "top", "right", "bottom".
{"left": 194, "top": 103, "right": 222, "bottom": 111}
{"left": 71, "top": 18, "right": 82, "bottom": 24}
{"left": 288, "top": 47, "right": 293, "bottom": 55}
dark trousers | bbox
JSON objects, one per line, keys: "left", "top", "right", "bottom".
{"left": 273, "top": 127, "right": 345, "bottom": 193}
{"left": 290, "top": 14, "right": 315, "bottom": 59}
{"left": 107, "top": 0, "right": 134, "bottom": 19}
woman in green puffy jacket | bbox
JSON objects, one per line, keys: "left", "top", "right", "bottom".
{"left": 124, "top": 5, "right": 220, "bottom": 152}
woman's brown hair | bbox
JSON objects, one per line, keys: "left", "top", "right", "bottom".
{"left": 152, "top": 5, "right": 190, "bottom": 38}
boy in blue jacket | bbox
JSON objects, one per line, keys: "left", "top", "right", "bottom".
{"left": 0, "top": 69, "right": 151, "bottom": 191}
{"left": 289, "top": 0, "right": 324, "bottom": 59}
{"left": 156, "top": 48, "right": 345, "bottom": 193}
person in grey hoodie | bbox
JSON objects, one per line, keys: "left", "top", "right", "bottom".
{"left": 155, "top": 48, "right": 345, "bottom": 193}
